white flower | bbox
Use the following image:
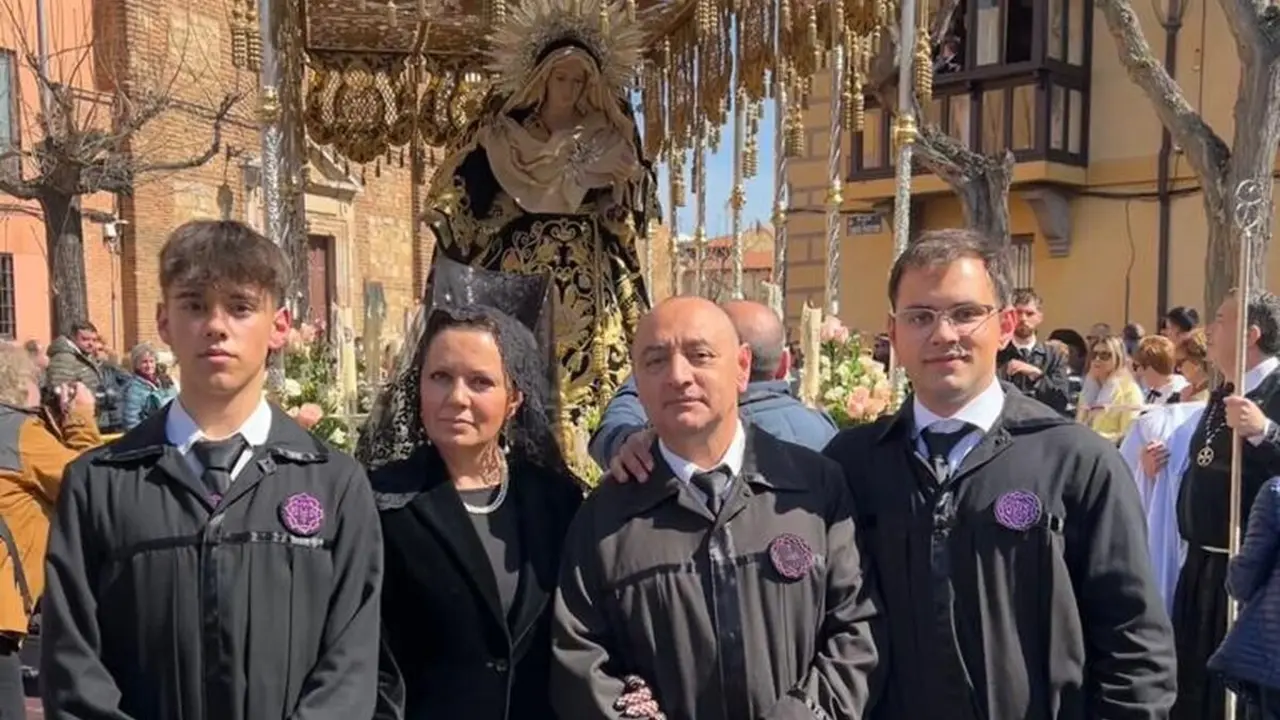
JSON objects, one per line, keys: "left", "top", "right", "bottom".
{"left": 329, "top": 428, "right": 348, "bottom": 446}
{"left": 284, "top": 378, "right": 303, "bottom": 400}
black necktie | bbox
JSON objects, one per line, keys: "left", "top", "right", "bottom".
{"left": 1145, "top": 388, "right": 1160, "bottom": 404}
{"left": 690, "top": 466, "right": 732, "bottom": 516}
{"left": 193, "top": 435, "right": 248, "bottom": 495}
{"left": 1019, "top": 347, "right": 1032, "bottom": 362}
{"left": 921, "top": 424, "right": 975, "bottom": 483}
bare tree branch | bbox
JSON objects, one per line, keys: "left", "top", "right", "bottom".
{"left": 130, "top": 93, "right": 241, "bottom": 175}
{"left": 1095, "top": 0, "right": 1231, "bottom": 195}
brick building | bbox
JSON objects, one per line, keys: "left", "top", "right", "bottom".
{"left": 3, "top": 0, "right": 427, "bottom": 353}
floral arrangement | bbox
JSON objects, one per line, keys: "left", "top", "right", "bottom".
{"left": 277, "top": 322, "right": 354, "bottom": 451}
{"left": 817, "top": 316, "right": 897, "bottom": 427}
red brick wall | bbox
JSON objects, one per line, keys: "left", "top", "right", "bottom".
{"left": 107, "top": 0, "right": 424, "bottom": 350}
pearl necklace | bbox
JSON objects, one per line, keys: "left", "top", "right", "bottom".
{"left": 463, "top": 477, "right": 509, "bottom": 515}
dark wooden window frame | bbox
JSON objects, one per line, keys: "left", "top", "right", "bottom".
{"left": 1009, "top": 233, "right": 1034, "bottom": 291}
{"left": 848, "top": 0, "right": 1093, "bottom": 181}
{"left": 0, "top": 49, "right": 19, "bottom": 180}
{"left": 0, "top": 253, "right": 15, "bottom": 340}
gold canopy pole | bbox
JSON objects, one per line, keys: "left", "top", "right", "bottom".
{"left": 694, "top": 118, "right": 709, "bottom": 297}
{"left": 730, "top": 85, "right": 747, "bottom": 300}
{"left": 888, "top": 0, "right": 920, "bottom": 404}
{"left": 1225, "top": 177, "right": 1264, "bottom": 719}
{"left": 824, "top": 4, "right": 845, "bottom": 315}
{"left": 772, "top": 60, "right": 790, "bottom": 318}
{"left": 669, "top": 150, "right": 684, "bottom": 296}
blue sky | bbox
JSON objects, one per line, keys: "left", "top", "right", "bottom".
{"left": 651, "top": 103, "right": 778, "bottom": 238}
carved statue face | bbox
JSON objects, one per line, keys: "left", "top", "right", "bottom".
{"left": 543, "top": 55, "right": 589, "bottom": 113}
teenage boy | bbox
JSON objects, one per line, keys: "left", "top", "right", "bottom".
{"left": 40, "top": 220, "right": 383, "bottom": 720}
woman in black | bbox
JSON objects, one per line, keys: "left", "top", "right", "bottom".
{"left": 360, "top": 296, "right": 582, "bottom": 720}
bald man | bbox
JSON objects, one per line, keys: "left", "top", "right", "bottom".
{"left": 550, "top": 297, "right": 879, "bottom": 720}
{"left": 589, "top": 300, "right": 837, "bottom": 475}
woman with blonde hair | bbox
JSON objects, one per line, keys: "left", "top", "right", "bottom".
{"left": 1077, "top": 334, "right": 1144, "bottom": 443}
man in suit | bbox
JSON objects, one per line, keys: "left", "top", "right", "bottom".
{"left": 590, "top": 299, "right": 838, "bottom": 478}
{"left": 551, "top": 297, "right": 879, "bottom": 720}
{"left": 996, "top": 288, "right": 1072, "bottom": 415}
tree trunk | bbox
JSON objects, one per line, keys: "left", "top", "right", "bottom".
{"left": 41, "top": 191, "right": 90, "bottom": 337}
{"left": 1202, "top": 57, "right": 1280, "bottom": 315}
{"left": 914, "top": 126, "right": 1015, "bottom": 247}
{"left": 954, "top": 158, "right": 1013, "bottom": 246}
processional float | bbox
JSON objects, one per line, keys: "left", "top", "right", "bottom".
{"left": 239, "top": 0, "right": 936, "bottom": 315}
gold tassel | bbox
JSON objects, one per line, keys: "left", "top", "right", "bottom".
{"left": 245, "top": 1, "right": 261, "bottom": 71}
{"left": 626, "top": 0, "right": 636, "bottom": 21}
{"left": 915, "top": 28, "right": 933, "bottom": 104}
{"left": 230, "top": 3, "right": 247, "bottom": 69}
{"left": 493, "top": 0, "right": 507, "bottom": 23}
{"left": 599, "top": 1, "right": 610, "bottom": 35}
{"left": 388, "top": 0, "right": 397, "bottom": 28}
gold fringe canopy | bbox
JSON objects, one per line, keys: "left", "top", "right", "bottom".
{"left": 295, "top": 0, "right": 894, "bottom": 161}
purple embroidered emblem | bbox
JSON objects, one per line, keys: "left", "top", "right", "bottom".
{"left": 769, "top": 533, "right": 814, "bottom": 581}
{"left": 279, "top": 493, "right": 325, "bottom": 536}
{"left": 994, "top": 490, "right": 1042, "bottom": 531}
{"left": 208, "top": 493, "right": 222, "bottom": 506}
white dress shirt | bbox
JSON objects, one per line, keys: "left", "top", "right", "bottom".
{"left": 659, "top": 421, "right": 747, "bottom": 506}
{"left": 912, "top": 378, "right": 1006, "bottom": 475}
{"left": 165, "top": 396, "right": 274, "bottom": 482}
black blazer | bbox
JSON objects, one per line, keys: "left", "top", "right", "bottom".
{"left": 370, "top": 446, "right": 582, "bottom": 720}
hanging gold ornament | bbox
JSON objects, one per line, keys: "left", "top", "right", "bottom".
{"left": 492, "top": 0, "right": 507, "bottom": 23}
{"left": 388, "top": 0, "right": 398, "bottom": 28}
{"left": 245, "top": 2, "right": 261, "bottom": 71}
{"left": 599, "top": 2, "right": 610, "bottom": 34}
{"left": 915, "top": 28, "right": 933, "bottom": 104}
{"left": 853, "top": 77, "right": 865, "bottom": 130}
{"left": 842, "top": 87, "right": 855, "bottom": 131}
{"left": 230, "top": 3, "right": 247, "bottom": 69}
{"left": 744, "top": 141, "right": 758, "bottom": 178}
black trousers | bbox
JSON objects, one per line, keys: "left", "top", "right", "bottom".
{"left": 0, "top": 638, "right": 25, "bottom": 720}
{"left": 1173, "top": 547, "right": 1230, "bottom": 720}
{"left": 1239, "top": 685, "right": 1280, "bottom": 720}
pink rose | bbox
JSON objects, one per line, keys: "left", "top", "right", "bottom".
{"left": 295, "top": 403, "right": 325, "bottom": 429}
{"left": 845, "top": 386, "right": 872, "bottom": 419}
{"left": 820, "top": 316, "right": 847, "bottom": 343}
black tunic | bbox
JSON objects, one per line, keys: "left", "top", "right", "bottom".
{"left": 39, "top": 405, "right": 383, "bottom": 720}
{"left": 460, "top": 487, "right": 522, "bottom": 617}
{"left": 997, "top": 342, "right": 1073, "bottom": 416}
{"left": 824, "top": 385, "right": 1177, "bottom": 719}
{"left": 1173, "top": 370, "right": 1280, "bottom": 720}
{"left": 371, "top": 446, "right": 582, "bottom": 720}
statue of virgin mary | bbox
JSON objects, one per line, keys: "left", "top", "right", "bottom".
{"left": 421, "top": 0, "right": 658, "bottom": 452}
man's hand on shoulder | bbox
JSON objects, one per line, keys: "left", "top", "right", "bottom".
{"left": 608, "top": 429, "right": 656, "bottom": 484}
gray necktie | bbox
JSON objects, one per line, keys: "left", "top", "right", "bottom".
{"left": 690, "top": 467, "right": 732, "bottom": 516}
{"left": 921, "top": 425, "right": 975, "bottom": 483}
{"left": 193, "top": 435, "right": 248, "bottom": 495}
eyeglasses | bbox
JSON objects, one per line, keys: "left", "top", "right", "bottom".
{"left": 1092, "top": 351, "right": 1114, "bottom": 361}
{"left": 891, "top": 303, "right": 998, "bottom": 335}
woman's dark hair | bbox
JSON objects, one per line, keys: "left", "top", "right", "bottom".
{"left": 1164, "top": 306, "right": 1200, "bottom": 333}
{"left": 1047, "top": 328, "right": 1088, "bottom": 374}
{"left": 358, "top": 303, "right": 576, "bottom": 484}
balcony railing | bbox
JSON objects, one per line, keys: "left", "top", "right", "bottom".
{"left": 849, "top": 65, "right": 1089, "bottom": 181}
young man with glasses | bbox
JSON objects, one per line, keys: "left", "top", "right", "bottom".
{"left": 823, "top": 228, "right": 1175, "bottom": 719}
